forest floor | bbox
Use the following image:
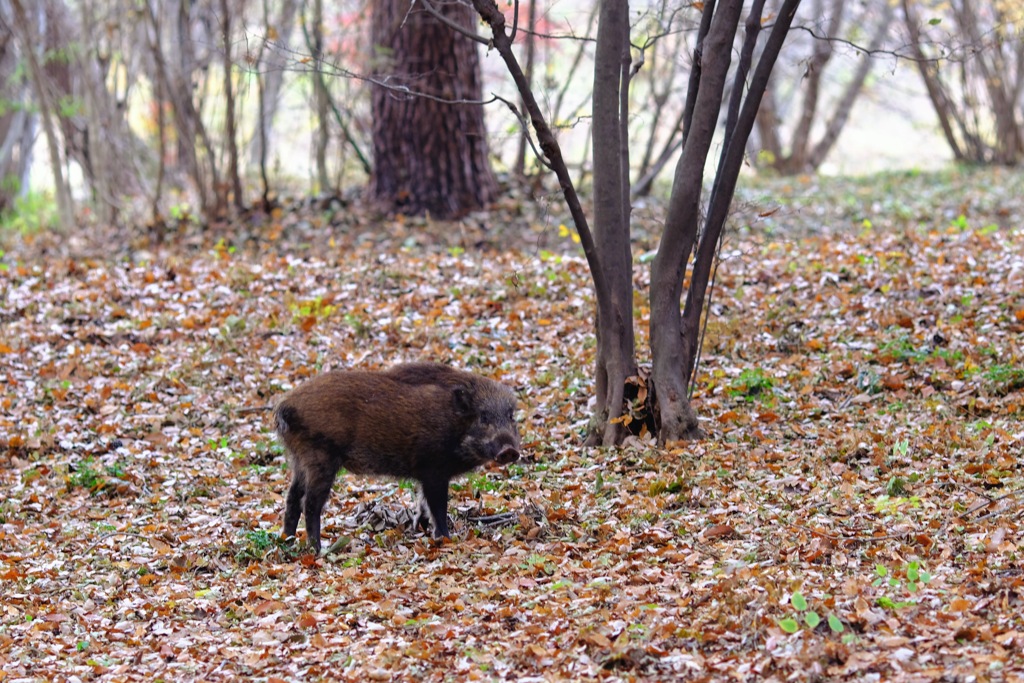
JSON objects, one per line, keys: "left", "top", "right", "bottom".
{"left": 1, "top": 166, "right": 1023, "bottom": 681}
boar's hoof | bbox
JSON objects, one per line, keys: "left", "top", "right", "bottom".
{"left": 495, "top": 446, "right": 520, "bottom": 465}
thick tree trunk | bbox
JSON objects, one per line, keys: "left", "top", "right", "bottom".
{"left": 369, "top": 0, "right": 498, "bottom": 219}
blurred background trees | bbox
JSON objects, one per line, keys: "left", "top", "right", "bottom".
{"left": 0, "top": 0, "right": 1019, "bottom": 229}
{"left": 901, "top": 0, "right": 1024, "bottom": 166}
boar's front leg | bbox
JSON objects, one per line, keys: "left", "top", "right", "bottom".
{"left": 282, "top": 469, "right": 306, "bottom": 540}
{"left": 419, "top": 476, "right": 452, "bottom": 539}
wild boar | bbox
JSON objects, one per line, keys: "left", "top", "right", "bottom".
{"left": 274, "top": 365, "right": 520, "bottom": 553}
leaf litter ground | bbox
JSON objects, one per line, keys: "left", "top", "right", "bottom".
{"left": 1, "top": 168, "right": 1023, "bottom": 681}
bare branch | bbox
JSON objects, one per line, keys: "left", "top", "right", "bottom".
{"left": 418, "top": 0, "right": 489, "bottom": 45}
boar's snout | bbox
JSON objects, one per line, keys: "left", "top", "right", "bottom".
{"left": 495, "top": 445, "right": 519, "bottom": 465}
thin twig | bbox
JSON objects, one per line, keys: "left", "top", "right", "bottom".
{"left": 492, "top": 93, "right": 551, "bottom": 170}
{"left": 961, "top": 488, "right": 1024, "bottom": 521}
{"left": 82, "top": 531, "right": 152, "bottom": 555}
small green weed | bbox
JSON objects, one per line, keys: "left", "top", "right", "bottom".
{"left": 290, "top": 296, "right": 337, "bottom": 326}
{"left": 778, "top": 591, "right": 845, "bottom": 635}
{"left": 872, "top": 495, "right": 921, "bottom": 516}
{"left": 208, "top": 436, "right": 240, "bottom": 458}
{"left": 982, "top": 364, "right": 1024, "bottom": 395}
{"left": 886, "top": 476, "right": 909, "bottom": 496}
{"left": 235, "top": 529, "right": 283, "bottom": 563}
{"left": 873, "top": 562, "right": 931, "bottom": 609}
{"left": 877, "top": 333, "right": 929, "bottom": 363}
{"left": 728, "top": 368, "right": 775, "bottom": 402}
{"left": 467, "top": 472, "right": 500, "bottom": 495}
{"left": 68, "top": 458, "right": 104, "bottom": 492}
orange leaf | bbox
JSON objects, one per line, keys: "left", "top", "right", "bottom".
{"left": 950, "top": 598, "right": 971, "bottom": 613}
{"left": 253, "top": 600, "right": 286, "bottom": 615}
{"left": 882, "top": 375, "right": 905, "bottom": 391}
{"left": 150, "top": 538, "right": 172, "bottom": 555}
{"left": 704, "top": 524, "right": 736, "bottom": 539}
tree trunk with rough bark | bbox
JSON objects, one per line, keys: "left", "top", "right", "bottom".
{"left": 369, "top": 0, "right": 498, "bottom": 219}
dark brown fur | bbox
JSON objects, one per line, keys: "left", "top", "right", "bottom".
{"left": 275, "top": 364, "right": 520, "bottom": 552}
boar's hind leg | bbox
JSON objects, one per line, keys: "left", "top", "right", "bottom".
{"left": 419, "top": 477, "right": 452, "bottom": 539}
{"left": 282, "top": 469, "right": 306, "bottom": 539}
{"left": 302, "top": 474, "right": 334, "bottom": 554}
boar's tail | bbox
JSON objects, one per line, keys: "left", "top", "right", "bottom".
{"left": 274, "top": 404, "right": 300, "bottom": 436}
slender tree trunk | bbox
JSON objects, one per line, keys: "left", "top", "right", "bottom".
{"left": 955, "top": 0, "right": 1023, "bottom": 165}
{"left": 248, "top": 0, "right": 299, "bottom": 168}
{"left": 311, "top": 0, "right": 330, "bottom": 192}
{"left": 806, "top": 0, "right": 892, "bottom": 168}
{"left": 650, "top": 0, "right": 742, "bottom": 442}
{"left": 221, "top": 0, "right": 244, "bottom": 210}
{"left": 9, "top": 0, "right": 74, "bottom": 229}
{"left": 513, "top": 0, "right": 537, "bottom": 177}
{"left": 473, "top": 0, "right": 800, "bottom": 445}
{"left": 651, "top": 0, "right": 800, "bottom": 443}
{"left": 171, "top": 0, "right": 223, "bottom": 218}
{"left": 470, "top": 0, "right": 608, "bottom": 334}
{"left": 587, "top": 0, "right": 637, "bottom": 447}
{"left": 756, "top": 0, "right": 892, "bottom": 174}
{"left": 901, "top": 0, "right": 967, "bottom": 161}
{"left": 0, "top": 14, "right": 34, "bottom": 210}
{"left": 782, "top": 0, "right": 839, "bottom": 172}
{"left": 633, "top": 0, "right": 687, "bottom": 198}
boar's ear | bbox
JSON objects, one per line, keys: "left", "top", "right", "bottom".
{"left": 451, "top": 384, "right": 476, "bottom": 418}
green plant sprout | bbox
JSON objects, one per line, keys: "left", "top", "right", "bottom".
{"left": 778, "top": 591, "right": 844, "bottom": 634}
